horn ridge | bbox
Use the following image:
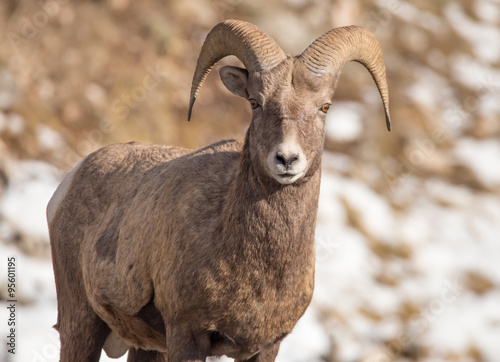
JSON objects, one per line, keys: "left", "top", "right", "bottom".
{"left": 299, "top": 25, "right": 391, "bottom": 131}
{"left": 188, "top": 19, "right": 286, "bottom": 120}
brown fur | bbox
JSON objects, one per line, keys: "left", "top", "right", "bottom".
{"left": 49, "top": 55, "right": 341, "bottom": 361}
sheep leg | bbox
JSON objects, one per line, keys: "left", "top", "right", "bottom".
{"left": 127, "top": 348, "right": 166, "bottom": 361}
{"left": 236, "top": 343, "right": 280, "bottom": 362}
{"left": 164, "top": 329, "right": 207, "bottom": 362}
{"left": 57, "top": 308, "right": 111, "bottom": 362}
{"left": 53, "top": 260, "right": 111, "bottom": 360}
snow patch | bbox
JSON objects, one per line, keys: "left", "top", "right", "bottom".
{"left": 453, "top": 137, "right": 500, "bottom": 188}
{"left": 0, "top": 160, "right": 61, "bottom": 242}
{"left": 446, "top": 3, "right": 500, "bottom": 63}
{"left": 37, "top": 125, "right": 66, "bottom": 151}
{"left": 277, "top": 307, "right": 329, "bottom": 362}
{"left": 325, "top": 102, "right": 363, "bottom": 143}
{"left": 474, "top": 0, "right": 500, "bottom": 24}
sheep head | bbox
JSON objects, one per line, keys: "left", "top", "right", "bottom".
{"left": 189, "top": 20, "right": 391, "bottom": 185}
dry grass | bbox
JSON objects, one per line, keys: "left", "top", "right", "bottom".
{"left": 464, "top": 270, "right": 496, "bottom": 295}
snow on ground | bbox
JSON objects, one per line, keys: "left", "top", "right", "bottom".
{"left": 325, "top": 102, "right": 364, "bottom": 143}
{"left": 445, "top": 2, "right": 500, "bottom": 63}
{"left": 0, "top": 160, "right": 60, "bottom": 244}
{"left": 453, "top": 137, "right": 500, "bottom": 189}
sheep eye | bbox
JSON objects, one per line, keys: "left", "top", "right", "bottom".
{"left": 320, "top": 104, "right": 330, "bottom": 113}
{"left": 249, "top": 99, "right": 259, "bottom": 109}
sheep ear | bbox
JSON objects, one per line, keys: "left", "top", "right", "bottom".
{"left": 219, "top": 66, "right": 249, "bottom": 99}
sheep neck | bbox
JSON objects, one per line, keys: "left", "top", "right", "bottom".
{"left": 220, "top": 137, "right": 321, "bottom": 278}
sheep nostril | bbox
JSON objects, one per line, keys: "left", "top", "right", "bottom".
{"left": 275, "top": 152, "right": 299, "bottom": 169}
{"left": 275, "top": 153, "right": 286, "bottom": 166}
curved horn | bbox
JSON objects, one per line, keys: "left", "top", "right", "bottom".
{"left": 188, "top": 19, "right": 287, "bottom": 121}
{"left": 299, "top": 26, "right": 391, "bottom": 131}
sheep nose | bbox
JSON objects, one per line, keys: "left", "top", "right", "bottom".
{"left": 275, "top": 151, "right": 299, "bottom": 169}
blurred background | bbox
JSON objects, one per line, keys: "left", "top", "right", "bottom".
{"left": 0, "top": 0, "right": 499, "bottom": 361}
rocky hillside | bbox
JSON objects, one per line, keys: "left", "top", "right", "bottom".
{"left": 1, "top": 0, "right": 499, "bottom": 361}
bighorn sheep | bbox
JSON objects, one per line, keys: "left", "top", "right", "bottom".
{"left": 47, "top": 19, "right": 391, "bottom": 361}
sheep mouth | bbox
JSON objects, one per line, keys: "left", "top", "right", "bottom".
{"left": 273, "top": 171, "right": 304, "bottom": 185}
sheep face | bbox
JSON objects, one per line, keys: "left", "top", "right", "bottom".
{"left": 220, "top": 58, "right": 337, "bottom": 185}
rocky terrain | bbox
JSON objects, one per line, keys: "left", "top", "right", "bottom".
{"left": 1, "top": 0, "right": 499, "bottom": 361}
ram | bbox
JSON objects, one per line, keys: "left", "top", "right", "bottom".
{"left": 47, "top": 19, "right": 391, "bottom": 362}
